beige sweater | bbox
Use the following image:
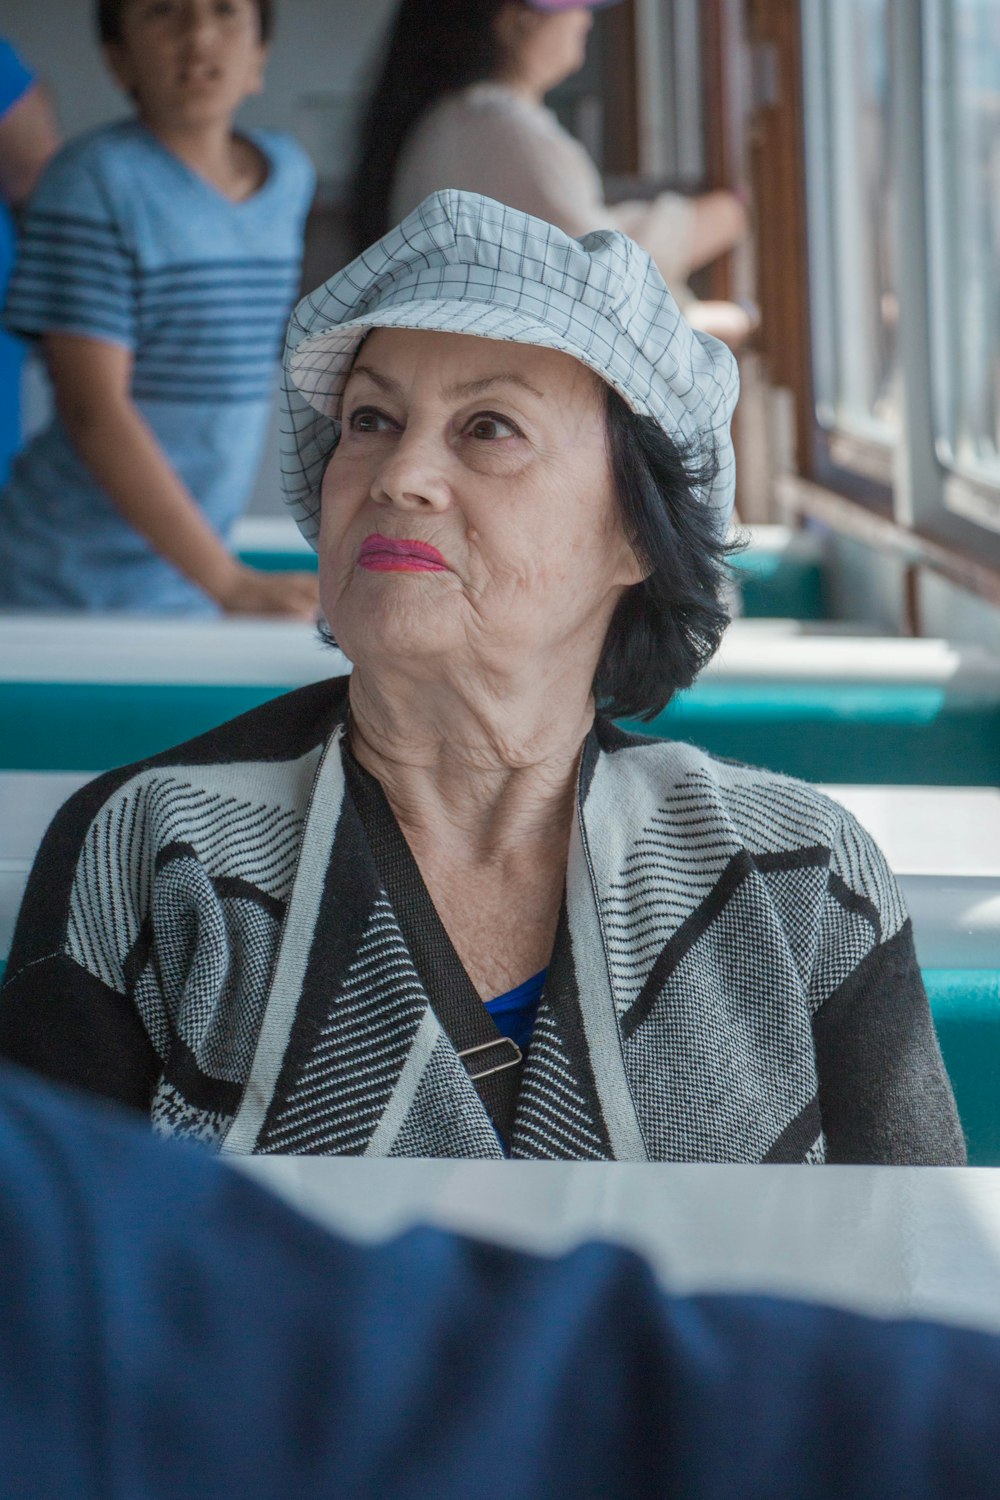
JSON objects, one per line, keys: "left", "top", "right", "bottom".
{"left": 391, "top": 83, "right": 696, "bottom": 303}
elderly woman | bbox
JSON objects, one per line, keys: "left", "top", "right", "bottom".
{"left": 0, "top": 191, "right": 963, "bottom": 1164}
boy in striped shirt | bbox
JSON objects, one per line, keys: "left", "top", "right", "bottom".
{"left": 0, "top": 0, "right": 318, "bottom": 615}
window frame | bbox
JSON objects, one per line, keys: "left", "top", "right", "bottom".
{"left": 799, "top": 0, "right": 898, "bottom": 509}
{"left": 781, "top": 0, "right": 1000, "bottom": 564}
{"left": 922, "top": 0, "right": 1000, "bottom": 532}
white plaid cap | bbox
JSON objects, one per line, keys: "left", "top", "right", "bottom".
{"left": 281, "top": 190, "right": 739, "bottom": 547}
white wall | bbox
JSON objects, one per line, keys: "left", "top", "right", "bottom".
{"left": 4, "top": 0, "right": 396, "bottom": 194}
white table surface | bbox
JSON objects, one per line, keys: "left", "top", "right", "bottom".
{"left": 232, "top": 517, "right": 315, "bottom": 555}
{"left": 0, "top": 614, "right": 349, "bottom": 685}
{"left": 2, "top": 775, "right": 998, "bottom": 965}
{"left": 707, "top": 625, "right": 1000, "bottom": 689}
{"left": 4, "top": 612, "right": 999, "bottom": 690}
{"left": 236, "top": 1156, "right": 1000, "bottom": 1334}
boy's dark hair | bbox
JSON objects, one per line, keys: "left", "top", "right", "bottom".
{"left": 596, "top": 387, "right": 738, "bottom": 721}
{"left": 97, "top": 0, "right": 274, "bottom": 45}
{"left": 348, "top": 0, "right": 512, "bottom": 258}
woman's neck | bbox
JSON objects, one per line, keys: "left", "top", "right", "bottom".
{"left": 491, "top": 69, "right": 546, "bottom": 106}
{"left": 346, "top": 666, "right": 593, "bottom": 857}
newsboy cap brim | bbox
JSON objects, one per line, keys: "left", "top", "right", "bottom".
{"left": 281, "top": 191, "right": 738, "bottom": 549}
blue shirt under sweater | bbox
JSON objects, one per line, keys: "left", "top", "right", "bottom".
{"left": 485, "top": 969, "right": 546, "bottom": 1054}
{"left": 0, "top": 119, "right": 314, "bottom": 611}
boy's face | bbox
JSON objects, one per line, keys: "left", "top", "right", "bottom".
{"left": 105, "top": 0, "right": 267, "bottom": 131}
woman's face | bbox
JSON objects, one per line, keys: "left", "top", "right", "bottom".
{"left": 497, "top": 5, "right": 594, "bottom": 95}
{"left": 319, "top": 328, "right": 643, "bottom": 682}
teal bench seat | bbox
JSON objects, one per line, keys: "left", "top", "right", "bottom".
{"left": 618, "top": 684, "right": 1000, "bottom": 785}
{"left": 234, "top": 517, "right": 318, "bottom": 574}
{"left": 730, "top": 526, "right": 826, "bottom": 620}
{"left": 2, "top": 676, "right": 997, "bottom": 780}
{"left": 923, "top": 971, "right": 1000, "bottom": 1167}
{"left": 618, "top": 629, "right": 1000, "bottom": 783}
{"left": 0, "top": 681, "right": 284, "bottom": 771}
{"left": 236, "top": 547, "right": 319, "bottom": 574}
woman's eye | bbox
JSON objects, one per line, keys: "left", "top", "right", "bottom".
{"left": 347, "top": 407, "right": 394, "bottom": 434}
{"left": 466, "top": 414, "right": 519, "bottom": 441}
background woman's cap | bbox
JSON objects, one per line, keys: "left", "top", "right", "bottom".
{"left": 281, "top": 189, "right": 739, "bottom": 548}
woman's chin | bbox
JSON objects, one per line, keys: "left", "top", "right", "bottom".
{"left": 331, "top": 596, "right": 460, "bottom": 668}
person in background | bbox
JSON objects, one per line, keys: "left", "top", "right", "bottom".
{"left": 0, "top": 36, "right": 60, "bottom": 487}
{"left": 0, "top": 1053, "right": 998, "bottom": 1498}
{"left": 0, "top": 0, "right": 319, "bottom": 616}
{"left": 350, "top": 0, "right": 755, "bottom": 350}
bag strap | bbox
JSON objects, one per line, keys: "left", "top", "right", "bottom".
{"left": 342, "top": 748, "right": 522, "bottom": 1149}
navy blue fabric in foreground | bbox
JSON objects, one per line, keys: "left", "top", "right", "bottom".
{"left": 1, "top": 1058, "right": 999, "bottom": 1499}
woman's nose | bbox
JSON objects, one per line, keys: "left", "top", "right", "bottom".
{"left": 371, "top": 432, "right": 451, "bottom": 511}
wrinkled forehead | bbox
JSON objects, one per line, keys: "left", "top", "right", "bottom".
{"left": 340, "top": 326, "right": 607, "bottom": 409}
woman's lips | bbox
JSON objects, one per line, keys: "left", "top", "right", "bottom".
{"left": 357, "top": 534, "right": 449, "bottom": 573}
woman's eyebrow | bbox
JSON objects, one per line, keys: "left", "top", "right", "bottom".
{"left": 444, "top": 372, "right": 545, "bottom": 401}
{"left": 345, "top": 365, "right": 545, "bottom": 403}
{"left": 345, "top": 364, "right": 401, "bottom": 396}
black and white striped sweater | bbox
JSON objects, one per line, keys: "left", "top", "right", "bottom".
{"left": 0, "top": 677, "right": 965, "bottom": 1163}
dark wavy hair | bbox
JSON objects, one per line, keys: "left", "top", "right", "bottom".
{"left": 348, "top": 0, "right": 513, "bottom": 258}
{"left": 598, "top": 388, "right": 737, "bottom": 720}
{"left": 96, "top": 0, "right": 274, "bottom": 45}
{"left": 319, "top": 382, "right": 737, "bottom": 720}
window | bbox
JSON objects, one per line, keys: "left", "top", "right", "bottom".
{"left": 803, "top": 0, "right": 899, "bottom": 451}
{"left": 633, "top": 0, "right": 706, "bottom": 187}
{"left": 925, "top": 0, "right": 1000, "bottom": 526}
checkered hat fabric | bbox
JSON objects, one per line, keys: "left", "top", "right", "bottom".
{"left": 281, "top": 190, "right": 739, "bottom": 547}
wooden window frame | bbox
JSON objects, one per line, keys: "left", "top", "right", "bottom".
{"left": 745, "top": 0, "right": 893, "bottom": 511}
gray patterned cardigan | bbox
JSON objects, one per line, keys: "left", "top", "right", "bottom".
{"left": 0, "top": 677, "right": 965, "bottom": 1164}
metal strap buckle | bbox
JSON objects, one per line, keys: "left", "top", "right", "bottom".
{"left": 457, "top": 1036, "right": 523, "bottom": 1081}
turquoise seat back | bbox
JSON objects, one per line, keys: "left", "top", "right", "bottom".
{"left": 0, "top": 682, "right": 282, "bottom": 771}
{"left": 924, "top": 970, "right": 1000, "bottom": 1166}
{"left": 236, "top": 547, "right": 318, "bottom": 574}
{"left": 3, "top": 678, "right": 1000, "bottom": 780}
{"left": 730, "top": 549, "right": 826, "bottom": 620}
{"left": 617, "top": 686, "right": 1000, "bottom": 785}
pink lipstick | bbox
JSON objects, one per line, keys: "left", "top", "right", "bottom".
{"left": 357, "top": 534, "right": 449, "bottom": 573}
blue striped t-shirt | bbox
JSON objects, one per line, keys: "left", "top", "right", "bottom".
{"left": 0, "top": 119, "right": 315, "bottom": 611}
